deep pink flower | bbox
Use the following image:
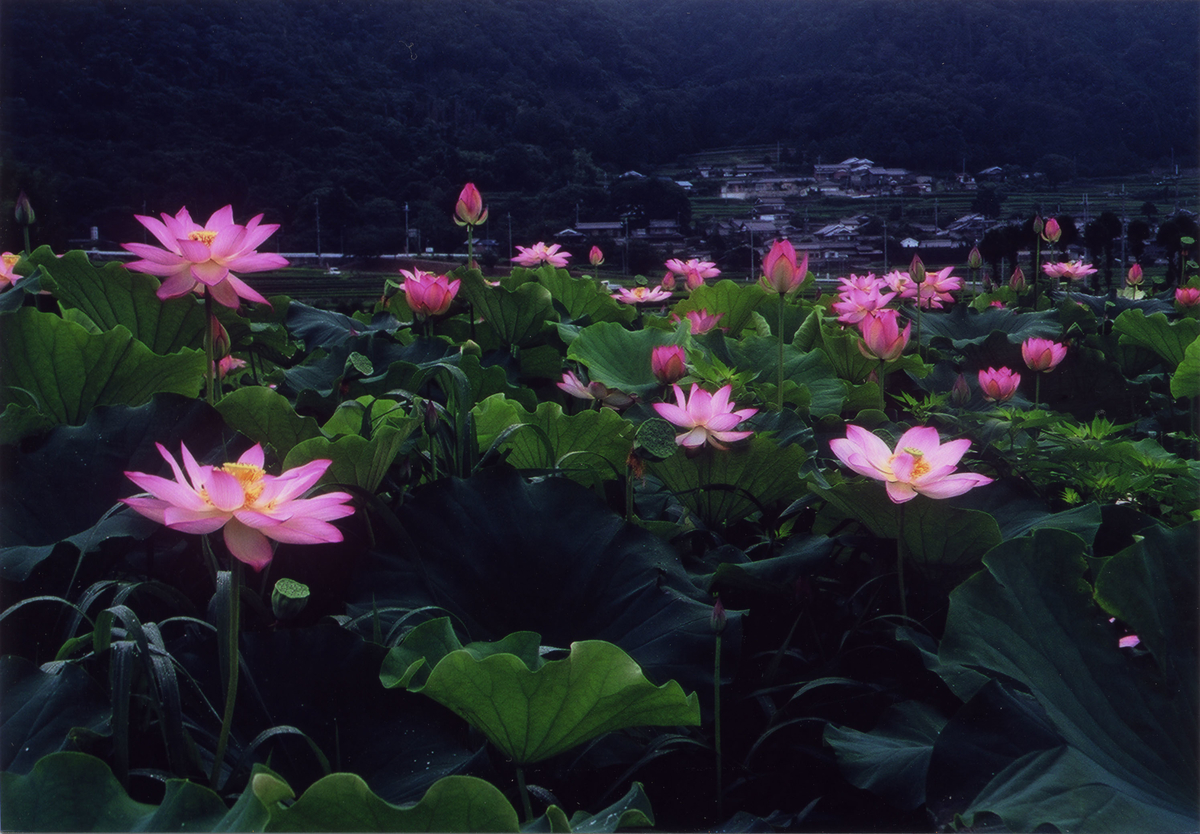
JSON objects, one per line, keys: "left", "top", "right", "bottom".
{"left": 0, "top": 252, "right": 20, "bottom": 290}
{"left": 659, "top": 271, "right": 677, "bottom": 291}
{"left": 1041, "top": 217, "right": 1062, "bottom": 244}
{"left": 121, "top": 206, "right": 287, "bottom": 309}
{"left": 916, "top": 267, "right": 961, "bottom": 309}
{"left": 589, "top": 246, "right": 605, "bottom": 267}
{"left": 830, "top": 425, "right": 993, "bottom": 504}
{"left": 556, "top": 370, "right": 635, "bottom": 409}
{"left": 512, "top": 242, "right": 571, "bottom": 269}
{"left": 672, "top": 309, "right": 726, "bottom": 334}
{"left": 453, "top": 183, "right": 488, "bottom": 227}
{"left": 1043, "top": 261, "right": 1097, "bottom": 282}
{"left": 759, "top": 239, "right": 808, "bottom": 294}
{"left": 882, "top": 270, "right": 915, "bottom": 298}
{"left": 400, "top": 268, "right": 460, "bottom": 317}
{"left": 1126, "top": 263, "right": 1144, "bottom": 286}
{"left": 978, "top": 367, "right": 1020, "bottom": 402}
{"left": 1009, "top": 266, "right": 1026, "bottom": 291}
{"left": 833, "top": 286, "right": 896, "bottom": 324}
{"left": 215, "top": 355, "right": 247, "bottom": 380}
{"left": 651, "top": 345, "right": 687, "bottom": 384}
{"left": 613, "top": 285, "right": 673, "bottom": 305}
{"left": 653, "top": 383, "right": 757, "bottom": 450}
{"left": 122, "top": 442, "right": 355, "bottom": 571}
{"left": 665, "top": 258, "right": 720, "bottom": 291}
{"left": 857, "top": 308, "right": 910, "bottom": 362}
{"left": 1175, "top": 287, "right": 1200, "bottom": 307}
{"left": 1022, "top": 338, "right": 1067, "bottom": 372}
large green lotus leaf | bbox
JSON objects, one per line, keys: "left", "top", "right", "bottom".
{"left": 949, "top": 479, "right": 1105, "bottom": 545}
{"left": 27, "top": 246, "right": 209, "bottom": 355}
{"left": 280, "top": 333, "right": 453, "bottom": 399}
{"left": 1169, "top": 333, "right": 1200, "bottom": 398}
{"left": 566, "top": 319, "right": 690, "bottom": 396}
{"left": 413, "top": 639, "right": 699, "bottom": 765}
{"left": 216, "top": 385, "right": 324, "bottom": 460}
{"left": 815, "top": 319, "right": 880, "bottom": 384}
{"left": 0, "top": 308, "right": 204, "bottom": 427}
{"left": 285, "top": 300, "right": 401, "bottom": 348}
{"left": 669, "top": 280, "right": 769, "bottom": 337}
{"left": 0, "top": 657, "right": 111, "bottom": 773}
{"left": 458, "top": 270, "right": 556, "bottom": 347}
{"left": 535, "top": 267, "right": 637, "bottom": 325}
{"left": 916, "top": 303, "right": 1061, "bottom": 349}
{"left": 346, "top": 469, "right": 740, "bottom": 702}
{"left": 263, "top": 773, "right": 519, "bottom": 833}
{"left": 730, "top": 335, "right": 847, "bottom": 418}
{"left": 473, "top": 394, "right": 634, "bottom": 485}
{"left": 284, "top": 424, "right": 414, "bottom": 492}
{"left": 0, "top": 395, "right": 230, "bottom": 582}
{"left": 648, "top": 435, "right": 808, "bottom": 528}
{"left": 936, "top": 527, "right": 1198, "bottom": 832}
{"left": 1113, "top": 308, "right": 1200, "bottom": 369}
{"left": 811, "top": 481, "right": 1001, "bottom": 572}
{"left": 711, "top": 534, "right": 836, "bottom": 597}
{"left": 0, "top": 751, "right": 237, "bottom": 832}
{"left": 824, "top": 700, "right": 948, "bottom": 810}
{"left": 380, "top": 617, "right": 543, "bottom": 692}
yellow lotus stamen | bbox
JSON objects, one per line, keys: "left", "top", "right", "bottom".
{"left": 891, "top": 448, "right": 931, "bottom": 479}
{"left": 188, "top": 230, "right": 219, "bottom": 247}
{"left": 220, "top": 462, "right": 266, "bottom": 502}
{"left": 2, "top": 253, "right": 18, "bottom": 268}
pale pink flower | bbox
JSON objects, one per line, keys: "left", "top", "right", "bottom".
{"left": 916, "top": 267, "right": 961, "bottom": 309}
{"left": 651, "top": 345, "right": 687, "bottom": 384}
{"left": 829, "top": 424, "right": 993, "bottom": 504}
{"left": 653, "top": 383, "right": 757, "bottom": 450}
{"left": 672, "top": 309, "right": 726, "bottom": 334}
{"left": 122, "top": 443, "right": 355, "bottom": 571}
{"left": 556, "top": 371, "right": 635, "bottom": 409}
{"left": 978, "top": 367, "right": 1020, "bottom": 402}
{"left": 1042, "top": 261, "right": 1097, "bottom": 282}
{"left": 215, "top": 356, "right": 247, "bottom": 380}
{"left": 1175, "top": 287, "right": 1200, "bottom": 307}
{"left": 589, "top": 246, "right": 605, "bottom": 267}
{"left": 759, "top": 239, "right": 808, "bottom": 294}
{"left": 838, "top": 272, "right": 885, "bottom": 294}
{"left": 857, "top": 308, "right": 910, "bottom": 362}
{"left": 0, "top": 252, "right": 20, "bottom": 290}
{"left": 1021, "top": 338, "right": 1067, "bottom": 372}
{"left": 833, "top": 286, "right": 896, "bottom": 325}
{"left": 613, "top": 285, "right": 673, "bottom": 305}
{"left": 453, "top": 183, "right": 488, "bottom": 227}
{"left": 665, "top": 258, "right": 720, "bottom": 291}
{"left": 400, "top": 268, "right": 460, "bottom": 317}
{"left": 882, "top": 269, "right": 916, "bottom": 299}
{"left": 121, "top": 206, "right": 287, "bottom": 309}
{"left": 512, "top": 242, "right": 571, "bottom": 269}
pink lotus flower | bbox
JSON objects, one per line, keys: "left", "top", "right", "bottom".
{"left": 1009, "top": 266, "right": 1026, "bottom": 291}
{"left": 665, "top": 258, "right": 720, "bottom": 291}
{"left": 759, "top": 239, "right": 808, "bottom": 294}
{"left": 121, "top": 206, "right": 288, "bottom": 309}
{"left": 833, "top": 285, "right": 897, "bottom": 325}
{"left": 653, "top": 383, "right": 757, "bottom": 450}
{"left": 613, "top": 285, "right": 673, "bottom": 305}
{"left": 659, "top": 271, "right": 677, "bottom": 291}
{"left": 400, "top": 268, "right": 460, "bottom": 317}
{"left": 453, "top": 183, "right": 488, "bottom": 227}
{"left": 1126, "top": 263, "right": 1144, "bottom": 286}
{"left": 215, "top": 355, "right": 247, "bottom": 380}
{"left": 857, "top": 309, "right": 911, "bottom": 362}
{"left": 672, "top": 309, "right": 725, "bottom": 334}
{"left": 839, "top": 272, "right": 886, "bottom": 294}
{"left": 122, "top": 443, "right": 355, "bottom": 571}
{"left": 830, "top": 425, "right": 994, "bottom": 504}
{"left": 589, "top": 246, "right": 605, "bottom": 267}
{"left": 556, "top": 370, "right": 635, "bottom": 409}
{"left": 1175, "top": 287, "right": 1200, "bottom": 307}
{"left": 651, "top": 344, "right": 687, "bottom": 384}
{"left": 0, "top": 252, "right": 20, "bottom": 290}
{"left": 1043, "top": 261, "right": 1097, "bottom": 282}
{"left": 512, "top": 242, "right": 571, "bottom": 269}
{"left": 882, "top": 270, "right": 915, "bottom": 298}
{"left": 1022, "top": 338, "right": 1067, "bottom": 372}
{"left": 1041, "top": 217, "right": 1062, "bottom": 244}
{"left": 950, "top": 372, "right": 971, "bottom": 406}
{"left": 915, "top": 267, "right": 961, "bottom": 309}
{"left": 978, "top": 367, "right": 1020, "bottom": 402}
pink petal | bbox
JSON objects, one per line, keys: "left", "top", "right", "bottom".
{"left": 180, "top": 444, "right": 208, "bottom": 490}
{"left": 916, "top": 472, "right": 994, "bottom": 499}
{"left": 206, "top": 469, "right": 247, "bottom": 512}
{"left": 885, "top": 481, "right": 919, "bottom": 503}
{"left": 191, "top": 259, "right": 230, "bottom": 286}
{"left": 163, "top": 508, "right": 230, "bottom": 534}
{"left": 124, "top": 471, "right": 206, "bottom": 510}
{"left": 223, "top": 273, "right": 270, "bottom": 306}
{"left": 223, "top": 520, "right": 274, "bottom": 570}
{"left": 156, "top": 271, "right": 198, "bottom": 298}
{"left": 206, "top": 278, "right": 242, "bottom": 309}
{"left": 206, "top": 205, "right": 236, "bottom": 230}
{"left": 653, "top": 402, "right": 692, "bottom": 428}
{"left": 262, "top": 516, "right": 346, "bottom": 545}
{"left": 120, "top": 496, "right": 170, "bottom": 524}
{"left": 134, "top": 214, "right": 184, "bottom": 252}
{"left": 227, "top": 252, "right": 289, "bottom": 274}
{"left": 238, "top": 444, "right": 265, "bottom": 468}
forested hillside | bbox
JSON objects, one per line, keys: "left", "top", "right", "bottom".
{"left": 1, "top": 0, "right": 1196, "bottom": 253}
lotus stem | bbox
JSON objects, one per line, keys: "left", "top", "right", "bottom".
{"left": 204, "top": 294, "right": 216, "bottom": 406}
{"left": 515, "top": 764, "right": 534, "bottom": 823}
{"left": 210, "top": 559, "right": 242, "bottom": 789}
{"left": 1035, "top": 373, "right": 1042, "bottom": 409}
{"left": 896, "top": 503, "right": 908, "bottom": 620}
{"left": 22, "top": 227, "right": 31, "bottom": 258}
{"left": 714, "top": 630, "right": 724, "bottom": 822}
{"left": 777, "top": 293, "right": 785, "bottom": 410}
{"left": 878, "top": 361, "right": 887, "bottom": 414}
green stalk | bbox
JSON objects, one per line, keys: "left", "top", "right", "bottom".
{"left": 776, "top": 292, "right": 786, "bottom": 410}
{"left": 515, "top": 765, "right": 534, "bottom": 823}
{"left": 1034, "top": 373, "right": 1042, "bottom": 409}
{"left": 626, "top": 457, "right": 635, "bottom": 522}
{"left": 204, "top": 294, "right": 216, "bottom": 406}
{"left": 714, "top": 630, "right": 724, "bottom": 821}
{"left": 896, "top": 503, "right": 908, "bottom": 620}
{"left": 22, "top": 226, "right": 32, "bottom": 258}
{"left": 878, "top": 361, "right": 887, "bottom": 414}
{"left": 210, "top": 559, "right": 242, "bottom": 790}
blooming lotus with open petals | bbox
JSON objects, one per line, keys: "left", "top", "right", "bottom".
{"left": 978, "top": 367, "right": 1020, "bottom": 402}
{"left": 915, "top": 267, "right": 961, "bottom": 309}
{"left": 672, "top": 308, "right": 725, "bottom": 334}
{"left": 838, "top": 273, "right": 885, "bottom": 294}
{"left": 121, "top": 206, "right": 288, "bottom": 309}
{"left": 653, "top": 383, "right": 757, "bottom": 450}
{"left": 0, "top": 252, "right": 20, "bottom": 290}
{"left": 882, "top": 269, "right": 916, "bottom": 299}
{"left": 512, "top": 242, "right": 571, "bottom": 269}
{"left": 759, "top": 239, "right": 808, "bottom": 294}
{"left": 1175, "top": 287, "right": 1200, "bottom": 307}
{"left": 1021, "top": 338, "right": 1067, "bottom": 372}
{"left": 830, "top": 424, "right": 994, "bottom": 504}
{"left": 833, "top": 285, "right": 897, "bottom": 324}
{"left": 557, "top": 370, "right": 635, "bottom": 409}
{"left": 613, "top": 285, "right": 673, "bottom": 305}
{"left": 122, "top": 443, "right": 355, "bottom": 571}
{"left": 1043, "top": 260, "right": 1097, "bottom": 282}
{"left": 857, "top": 308, "right": 910, "bottom": 362}
{"left": 453, "top": 183, "right": 488, "bottom": 227}
{"left": 651, "top": 344, "right": 687, "bottom": 384}
{"left": 665, "top": 258, "right": 720, "bottom": 291}
{"left": 400, "top": 268, "right": 460, "bottom": 317}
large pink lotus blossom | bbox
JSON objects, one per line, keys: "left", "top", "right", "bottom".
{"left": 1175, "top": 287, "right": 1200, "bottom": 307}
{"left": 915, "top": 267, "right": 961, "bottom": 309}
{"left": 1021, "top": 338, "right": 1067, "bottom": 372}
{"left": 512, "top": 242, "right": 571, "bottom": 269}
{"left": 978, "top": 367, "right": 1021, "bottom": 402}
{"left": 833, "top": 286, "right": 897, "bottom": 324}
{"left": 651, "top": 344, "right": 687, "bottom": 384}
{"left": 857, "top": 308, "right": 910, "bottom": 362}
{"left": 665, "top": 258, "right": 720, "bottom": 291}
{"left": 557, "top": 371, "right": 635, "bottom": 409}
{"left": 1043, "top": 261, "right": 1097, "bottom": 282}
{"left": 613, "top": 285, "right": 673, "bottom": 305}
{"left": 759, "top": 240, "right": 808, "bottom": 294}
{"left": 121, "top": 206, "right": 288, "bottom": 309}
{"left": 838, "top": 273, "right": 885, "bottom": 294}
{"left": 0, "top": 252, "right": 20, "bottom": 290}
{"left": 453, "top": 183, "right": 488, "bottom": 227}
{"left": 881, "top": 270, "right": 915, "bottom": 298}
{"left": 400, "top": 268, "right": 460, "bottom": 317}
{"left": 122, "top": 442, "right": 355, "bottom": 571}
{"left": 830, "top": 424, "right": 993, "bottom": 504}
{"left": 672, "top": 309, "right": 725, "bottom": 334}
{"left": 653, "top": 383, "right": 757, "bottom": 450}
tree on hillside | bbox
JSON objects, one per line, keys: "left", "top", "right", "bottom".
{"left": 1156, "top": 214, "right": 1200, "bottom": 287}
{"left": 1127, "top": 219, "right": 1151, "bottom": 260}
{"left": 1036, "top": 154, "right": 1076, "bottom": 189}
{"left": 972, "top": 183, "right": 1006, "bottom": 219}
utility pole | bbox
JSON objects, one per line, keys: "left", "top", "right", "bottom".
{"left": 404, "top": 203, "right": 410, "bottom": 256}
{"left": 315, "top": 197, "right": 322, "bottom": 265}
{"left": 507, "top": 212, "right": 512, "bottom": 260}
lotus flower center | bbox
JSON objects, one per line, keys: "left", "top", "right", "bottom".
{"left": 2, "top": 253, "right": 18, "bottom": 268}
{"left": 188, "top": 230, "right": 219, "bottom": 247}
{"left": 220, "top": 462, "right": 265, "bottom": 502}
{"left": 892, "top": 448, "right": 931, "bottom": 479}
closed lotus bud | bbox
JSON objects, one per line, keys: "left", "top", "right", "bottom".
{"left": 424, "top": 399, "right": 440, "bottom": 433}
{"left": 1042, "top": 217, "right": 1062, "bottom": 244}
{"left": 909, "top": 254, "right": 926, "bottom": 284}
{"left": 210, "top": 316, "right": 231, "bottom": 359}
{"left": 271, "top": 577, "right": 310, "bottom": 620}
{"left": 460, "top": 339, "right": 482, "bottom": 357}
{"left": 14, "top": 191, "right": 34, "bottom": 226}
{"left": 950, "top": 372, "right": 971, "bottom": 406}
{"left": 453, "top": 183, "right": 487, "bottom": 227}
{"left": 659, "top": 271, "right": 677, "bottom": 291}
{"left": 1032, "top": 215, "right": 1044, "bottom": 236}
{"left": 651, "top": 344, "right": 687, "bottom": 384}
{"left": 590, "top": 246, "right": 604, "bottom": 267}
{"left": 710, "top": 596, "right": 727, "bottom": 634}
{"left": 1126, "top": 263, "right": 1144, "bottom": 286}
{"left": 966, "top": 245, "right": 982, "bottom": 270}
{"left": 1009, "top": 266, "right": 1026, "bottom": 291}
{"left": 982, "top": 270, "right": 994, "bottom": 291}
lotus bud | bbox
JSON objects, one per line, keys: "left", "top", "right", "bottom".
{"left": 1032, "top": 215, "right": 1044, "bottom": 236}
{"left": 453, "top": 183, "right": 487, "bottom": 227}
{"left": 460, "top": 339, "right": 482, "bottom": 357}
{"left": 1175, "top": 287, "right": 1200, "bottom": 308}
{"left": 966, "top": 245, "right": 982, "bottom": 270}
{"left": 589, "top": 246, "right": 604, "bottom": 267}
{"left": 659, "top": 271, "right": 677, "bottom": 291}
{"left": 424, "top": 399, "right": 440, "bottom": 433}
{"left": 210, "top": 316, "right": 231, "bottom": 359}
{"left": 982, "top": 270, "right": 994, "bottom": 291}
{"left": 14, "top": 191, "right": 34, "bottom": 226}
{"left": 1009, "top": 266, "right": 1026, "bottom": 291}
{"left": 1126, "top": 263, "right": 1144, "bottom": 286}
{"left": 950, "top": 372, "right": 971, "bottom": 406}
{"left": 909, "top": 254, "right": 926, "bottom": 284}
{"left": 1041, "top": 217, "right": 1062, "bottom": 244}
{"left": 651, "top": 344, "right": 687, "bottom": 384}
{"left": 710, "top": 596, "right": 727, "bottom": 634}
{"left": 271, "top": 577, "right": 310, "bottom": 620}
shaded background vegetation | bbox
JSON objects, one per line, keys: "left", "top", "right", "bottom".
{"left": 1, "top": 0, "right": 1196, "bottom": 253}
